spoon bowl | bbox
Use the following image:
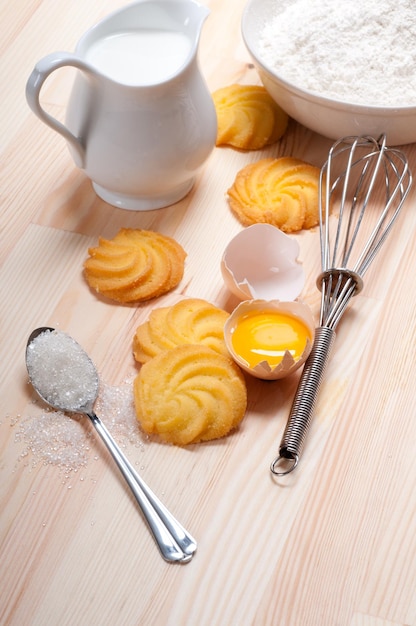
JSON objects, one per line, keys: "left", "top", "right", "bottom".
{"left": 26, "top": 327, "right": 196, "bottom": 563}
{"left": 26, "top": 326, "right": 99, "bottom": 414}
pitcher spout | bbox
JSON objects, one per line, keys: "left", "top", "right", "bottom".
{"left": 187, "top": 0, "right": 210, "bottom": 32}
{"left": 172, "top": 0, "right": 210, "bottom": 64}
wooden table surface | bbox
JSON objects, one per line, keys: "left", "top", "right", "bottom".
{"left": 1, "top": 1, "right": 415, "bottom": 624}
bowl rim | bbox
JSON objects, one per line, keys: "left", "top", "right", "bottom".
{"left": 241, "top": 0, "right": 416, "bottom": 114}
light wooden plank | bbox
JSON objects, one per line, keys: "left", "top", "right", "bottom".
{"left": 1, "top": 0, "right": 415, "bottom": 624}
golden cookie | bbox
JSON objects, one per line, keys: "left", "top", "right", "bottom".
{"left": 84, "top": 228, "right": 186, "bottom": 303}
{"left": 134, "top": 344, "right": 247, "bottom": 445}
{"left": 213, "top": 84, "right": 288, "bottom": 150}
{"left": 227, "top": 157, "right": 322, "bottom": 233}
{"left": 133, "top": 298, "right": 230, "bottom": 363}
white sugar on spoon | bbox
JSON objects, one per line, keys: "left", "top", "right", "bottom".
{"left": 26, "top": 328, "right": 99, "bottom": 413}
{"left": 25, "top": 327, "right": 196, "bottom": 563}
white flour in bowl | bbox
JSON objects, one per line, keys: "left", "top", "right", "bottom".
{"left": 258, "top": 0, "right": 416, "bottom": 106}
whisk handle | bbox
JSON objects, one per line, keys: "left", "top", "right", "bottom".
{"left": 271, "top": 326, "right": 336, "bottom": 476}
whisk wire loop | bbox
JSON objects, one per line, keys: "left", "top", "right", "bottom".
{"left": 356, "top": 148, "right": 411, "bottom": 274}
{"left": 323, "top": 135, "right": 411, "bottom": 278}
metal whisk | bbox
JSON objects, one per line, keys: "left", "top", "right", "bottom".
{"left": 270, "top": 134, "right": 412, "bottom": 476}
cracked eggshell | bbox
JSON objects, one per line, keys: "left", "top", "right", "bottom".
{"left": 221, "top": 224, "right": 304, "bottom": 301}
{"left": 224, "top": 299, "right": 315, "bottom": 380}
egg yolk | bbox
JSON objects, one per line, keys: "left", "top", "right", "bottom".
{"left": 231, "top": 310, "right": 311, "bottom": 368}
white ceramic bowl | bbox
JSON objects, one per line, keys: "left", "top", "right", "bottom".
{"left": 241, "top": 0, "right": 416, "bottom": 146}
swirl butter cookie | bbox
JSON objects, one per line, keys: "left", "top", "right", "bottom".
{"left": 133, "top": 344, "right": 247, "bottom": 445}
{"left": 83, "top": 228, "right": 186, "bottom": 303}
{"left": 227, "top": 157, "right": 322, "bottom": 233}
{"left": 133, "top": 298, "right": 230, "bottom": 363}
{"left": 213, "top": 84, "right": 288, "bottom": 150}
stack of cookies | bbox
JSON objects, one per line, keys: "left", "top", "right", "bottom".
{"left": 133, "top": 298, "right": 247, "bottom": 445}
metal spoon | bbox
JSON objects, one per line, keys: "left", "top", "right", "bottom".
{"left": 25, "top": 327, "right": 197, "bottom": 563}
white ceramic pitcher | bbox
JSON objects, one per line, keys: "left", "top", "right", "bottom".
{"left": 26, "top": 0, "right": 217, "bottom": 210}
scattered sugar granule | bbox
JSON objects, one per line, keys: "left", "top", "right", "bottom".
{"left": 11, "top": 380, "right": 144, "bottom": 475}
{"left": 13, "top": 409, "right": 93, "bottom": 473}
{"left": 258, "top": 0, "right": 416, "bottom": 106}
{"left": 95, "top": 379, "right": 146, "bottom": 450}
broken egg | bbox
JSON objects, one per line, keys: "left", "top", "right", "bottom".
{"left": 224, "top": 299, "right": 315, "bottom": 380}
{"left": 221, "top": 224, "right": 304, "bottom": 301}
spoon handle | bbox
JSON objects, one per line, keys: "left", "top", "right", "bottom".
{"left": 87, "top": 412, "right": 197, "bottom": 563}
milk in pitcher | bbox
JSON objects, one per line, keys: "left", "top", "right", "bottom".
{"left": 85, "top": 30, "right": 192, "bottom": 85}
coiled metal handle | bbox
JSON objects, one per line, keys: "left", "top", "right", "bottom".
{"left": 271, "top": 326, "right": 336, "bottom": 476}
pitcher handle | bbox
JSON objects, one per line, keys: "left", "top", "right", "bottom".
{"left": 25, "top": 52, "right": 93, "bottom": 167}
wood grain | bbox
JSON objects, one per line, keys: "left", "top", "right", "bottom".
{"left": 1, "top": 1, "right": 415, "bottom": 625}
